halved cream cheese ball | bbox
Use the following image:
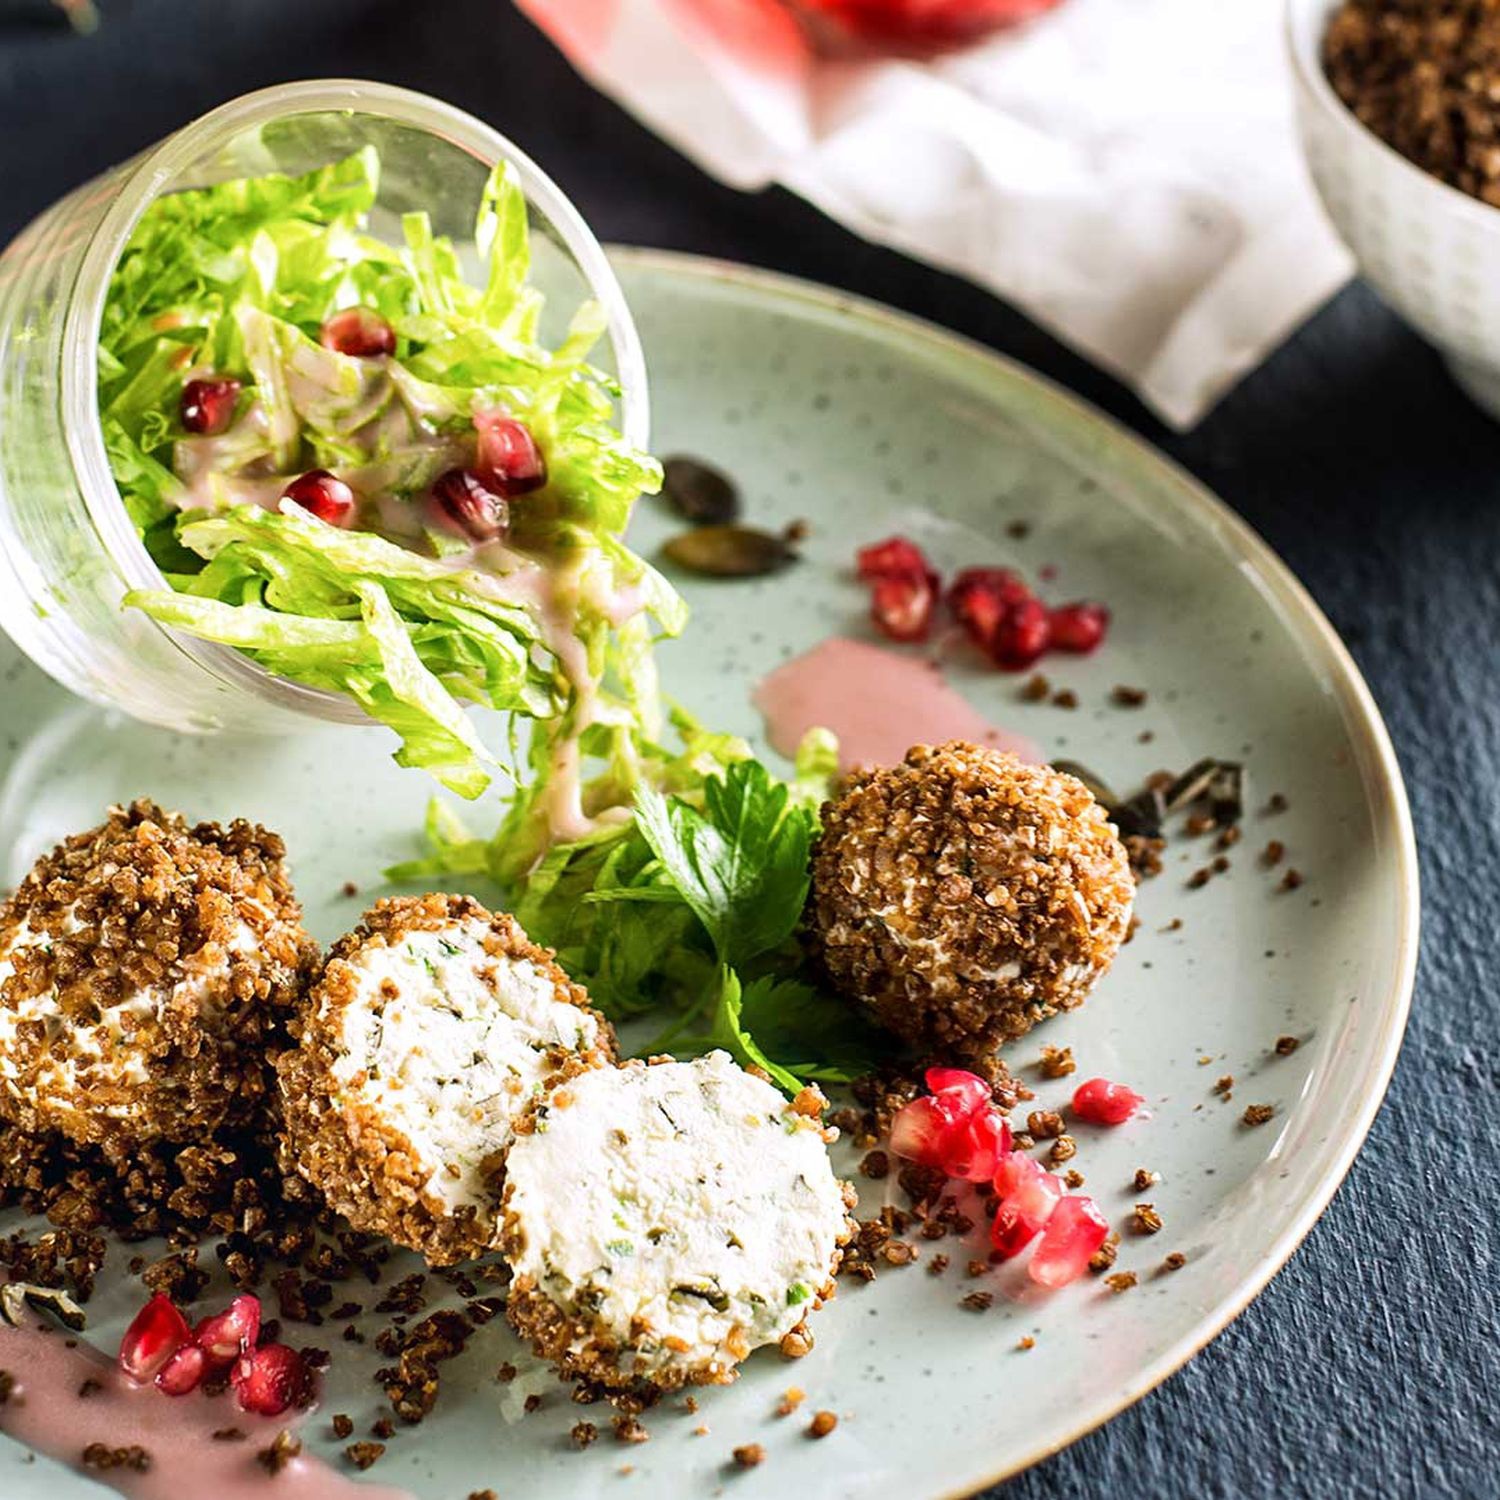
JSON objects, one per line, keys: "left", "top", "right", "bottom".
{"left": 276, "top": 894, "right": 613, "bottom": 1265}
{"left": 501, "top": 1051, "right": 854, "bottom": 1400}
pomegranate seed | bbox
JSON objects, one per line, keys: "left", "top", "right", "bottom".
{"left": 319, "top": 306, "right": 396, "bottom": 358}
{"left": 118, "top": 1293, "right": 191, "bottom": 1383}
{"left": 282, "top": 470, "right": 356, "bottom": 527}
{"left": 923, "top": 1068, "right": 990, "bottom": 1111}
{"left": 231, "top": 1343, "right": 311, "bottom": 1417}
{"left": 179, "top": 376, "right": 241, "bottom": 436}
{"left": 948, "top": 567, "right": 1031, "bottom": 651}
{"left": 989, "top": 596, "right": 1051, "bottom": 670}
{"left": 1071, "top": 1077, "right": 1146, "bottom": 1126}
{"left": 1028, "top": 1195, "right": 1110, "bottom": 1288}
{"left": 193, "top": 1294, "right": 261, "bottom": 1367}
{"left": 990, "top": 1152, "right": 1065, "bottom": 1258}
{"left": 856, "top": 536, "right": 932, "bottom": 582}
{"left": 431, "top": 468, "right": 510, "bottom": 543}
{"left": 154, "top": 1342, "right": 207, "bottom": 1396}
{"left": 939, "top": 1108, "right": 1012, "bottom": 1183}
{"left": 870, "top": 569, "right": 937, "bottom": 642}
{"left": 475, "top": 411, "right": 548, "bottom": 497}
{"left": 1049, "top": 601, "right": 1110, "bottom": 654}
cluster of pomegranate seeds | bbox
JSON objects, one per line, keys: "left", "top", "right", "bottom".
{"left": 889, "top": 1067, "right": 1128, "bottom": 1288}
{"left": 118, "top": 1290, "right": 310, "bottom": 1416}
{"left": 319, "top": 306, "right": 397, "bottom": 359}
{"left": 474, "top": 410, "right": 548, "bottom": 497}
{"left": 430, "top": 467, "right": 510, "bottom": 543}
{"left": 282, "top": 469, "right": 357, "bottom": 527}
{"left": 854, "top": 535, "right": 1110, "bottom": 668}
{"left": 889, "top": 1067, "right": 1012, "bottom": 1182}
{"left": 179, "top": 376, "right": 241, "bottom": 436}
{"left": 1071, "top": 1077, "right": 1146, "bottom": 1126}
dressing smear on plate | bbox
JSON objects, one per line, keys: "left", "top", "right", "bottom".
{"left": 754, "top": 636, "right": 1038, "bottom": 771}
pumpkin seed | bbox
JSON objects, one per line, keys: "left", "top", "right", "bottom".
{"left": 663, "top": 525, "right": 798, "bottom": 578}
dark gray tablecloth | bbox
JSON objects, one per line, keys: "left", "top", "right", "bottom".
{"left": 3, "top": 2, "right": 1496, "bottom": 1495}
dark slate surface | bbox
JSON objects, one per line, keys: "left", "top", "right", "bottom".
{"left": 3, "top": 2, "right": 1496, "bottom": 1495}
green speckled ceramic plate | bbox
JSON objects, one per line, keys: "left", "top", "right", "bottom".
{"left": 0, "top": 252, "right": 1417, "bottom": 1499}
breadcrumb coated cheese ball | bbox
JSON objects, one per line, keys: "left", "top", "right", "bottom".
{"left": 0, "top": 800, "right": 316, "bottom": 1148}
{"left": 501, "top": 1052, "right": 855, "bottom": 1402}
{"left": 276, "top": 894, "right": 614, "bottom": 1266}
{"left": 806, "top": 742, "right": 1134, "bottom": 1062}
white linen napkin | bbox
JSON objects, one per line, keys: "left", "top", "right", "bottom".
{"left": 516, "top": 0, "right": 1353, "bottom": 429}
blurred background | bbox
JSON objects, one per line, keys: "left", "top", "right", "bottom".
{"left": 1, "top": 1, "right": 1496, "bottom": 1496}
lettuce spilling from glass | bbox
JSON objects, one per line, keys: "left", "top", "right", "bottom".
{"left": 99, "top": 147, "right": 888, "bottom": 1091}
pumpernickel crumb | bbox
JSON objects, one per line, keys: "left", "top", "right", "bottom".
{"left": 808, "top": 1410, "right": 838, "bottom": 1438}
{"left": 256, "top": 1430, "right": 302, "bottom": 1476}
{"left": 612, "top": 1415, "right": 650, "bottom": 1444}
{"left": 732, "top": 1442, "right": 766, "bottom": 1467}
{"left": 1275, "top": 1035, "right": 1301, "bottom": 1056}
{"left": 571, "top": 1421, "right": 599, "bottom": 1448}
{"left": 1214, "top": 1075, "right": 1234, "bottom": 1097}
{"left": 1111, "top": 685, "right": 1148, "bottom": 707}
{"left": 331, "top": 1414, "right": 353, "bottom": 1440}
{"left": 344, "top": 1441, "right": 385, "bottom": 1470}
{"left": 1243, "top": 1104, "right": 1275, "bottom": 1127}
{"left": 1279, "top": 868, "right": 1304, "bottom": 891}
{"left": 1132, "top": 1204, "right": 1164, "bottom": 1235}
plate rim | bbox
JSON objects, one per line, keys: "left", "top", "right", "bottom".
{"left": 608, "top": 244, "right": 1421, "bottom": 1494}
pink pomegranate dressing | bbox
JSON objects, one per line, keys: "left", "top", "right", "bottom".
{"left": 752, "top": 636, "right": 1038, "bottom": 772}
{"left": 0, "top": 1322, "right": 413, "bottom": 1500}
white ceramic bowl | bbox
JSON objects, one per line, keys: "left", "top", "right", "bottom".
{"left": 1287, "top": 0, "right": 1500, "bottom": 418}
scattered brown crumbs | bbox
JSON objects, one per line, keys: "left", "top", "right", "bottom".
{"left": 1052, "top": 689, "right": 1078, "bottom": 710}
{"left": 1214, "top": 1075, "right": 1234, "bottom": 1097}
{"left": 1064, "top": 1169, "right": 1085, "bottom": 1189}
{"left": 571, "top": 1421, "right": 599, "bottom": 1449}
{"left": 1123, "top": 914, "right": 1141, "bottom": 945}
{"left": 1266, "top": 793, "right": 1288, "bottom": 813}
{"left": 613, "top": 1415, "right": 650, "bottom": 1445}
{"left": 733, "top": 1443, "right": 766, "bottom": 1468}
{"left": 344, "top": 1442, "right": 385, "bottom": 1471}
{"left": 1048, "top": 1135, "right": 1077, "bottom": 1166}
{"left": 1006, "top": 519, "right": 1032, "bottom": 539}
{"left": 776, "top": 1386, "right": 806, "bottom": 1417}
{"left": 1243, "top": 1104, "right": 1275, "bottom": 1127}
{"left": 1132, "top": 1204, "right": 1164, "bottom": 1235}
{"left": 960, "top": 1291, "right": 995, "bottom": 1312}
{"left": 1039, "top": 1045, "right": 1075, "bottom": 1079}
{"left": 683, "top": 1395, "right": 699, "bottom": 1414}
{"left": 1275, "top": 1035, "right": 1301, "bottom": 1056}
{"left": 780, "top": 1325, "right": 814, "bottom": 1359}
{"left": 1134, "top": 1168, "right": 1158, "bottom": 1192}
{"left": 496, "top": 1361, "right": 518, "bottom": 1383}
{"left": 256, "top": 1430, "right": 302, "bottom": 1476}
{"left": 1163, "top": 1252, "right": 1188, "bottom": 1272}
{"left": 1165, "top": 918, "right": 1184, "bottom": 933}
{"left": 212, "top": 1427, "right": 246, "bottom": 1442}
{"left": 859, "top": 1149, "right": 890, "bottom": 1180}
{"left": 1105, "top": 1271, "right": 1138, "bottom": 1293}
{"left": 1112, "top": 685, "right": 1148, "bottom": 707}
{"left": 370, "top": 1416, "right": 395, "bottom": 1440}
{"left": 693, "top": 1425, "right": 710, "bottom": 1436}
{"left": 927, "top": 1253, "right": 950, "bottom": 1277}
{"left": 1198, "top": 1054, "right": 1213, "bottom": 1065}
{"left": 1021, "top": 673, "right": 1050, "bottom": 703}
{"left": 78, "top": 1377, "right": 102, "bottom": 1399}
{"left": 809, "top": 1410, "right": 839, "bottom": 1438}
{"left": 881, "top": 1241, "right": 917, "bottom": 1267}
{"left": 1138, "top": 729, "right": 1155, "bottom": 743}
{"left": 469, "top": 1491, "right": 498, "bottom": 1500}
{"left": 523, "top": 1393, "right": 543, "bottom": 1414}
{"left": 1211, "top": 855, "right": 1231, "bottom": 874}
{"left": 1027, "top": 1110, "right": 1064, "bottom": 1139}
{"left": 1187, "top": 869, "right": 1211, "bottom": 890}
{"left": 1216, "top": 825, "right": 1242, "bottom": 850}
{"left": 1125, "top": 835, "right": 1165, "bottom": 879}
{"left": 82, "top": 1444, "right": 151, "bottom": 1473}
{"left": 1016, "top": 1336, "right": 1035, "bottom": 1351}
{"left": 1280, "top": 868, "right": 1305, "bottom": 891}
{"left": 1089, "top": 1236, "right": 1120, "bottom": 1273}
{"left": 341, "top": 880, "right": 359, "bottom": 898}
{"left": 331, "top": 1414, "right": 353, "bottom": 1440}
{"left": 1185, "top": 813, "right": 1216, "bottom": 836}
{"left": 967, "top": 1258, "right": 989, "bottom": 1278}
{"left": 1012, "top": 1132, "right": 1035, "bottom": 1152}
{"left": 1262, "top": 839, "right": 1286, "bottom": 866}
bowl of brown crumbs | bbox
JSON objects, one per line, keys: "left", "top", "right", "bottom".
{"left": 1288, "top": 0, "right": 1500, "bottom": 419}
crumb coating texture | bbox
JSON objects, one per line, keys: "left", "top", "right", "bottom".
{"left": 0, "top": 800, "right": 316, "bottom": 1147}
{"left": 276, "top": 893, "right": 614, "bottom": 1266}
{"left": 806, "top": 742, "right": 1134, "bottom": 1061}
